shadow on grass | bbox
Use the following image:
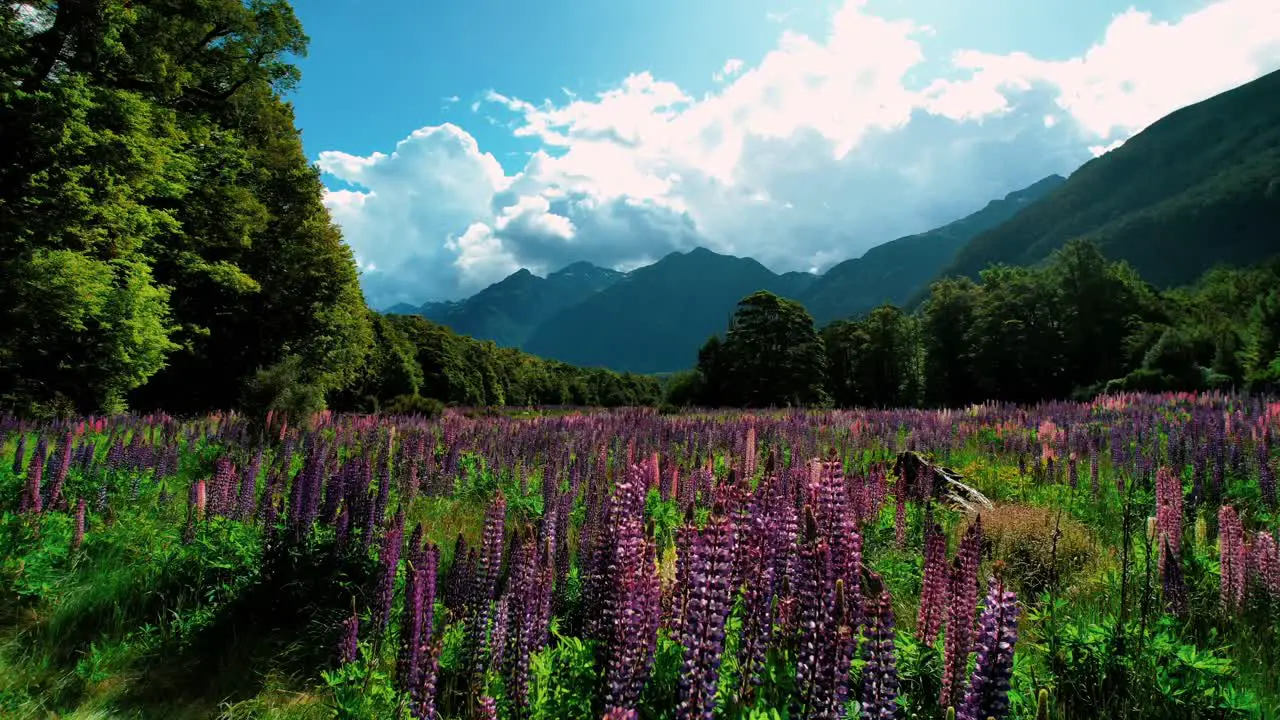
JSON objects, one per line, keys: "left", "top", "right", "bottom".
{"left": 113, "top": 545, "right": 376, "bottom": 718}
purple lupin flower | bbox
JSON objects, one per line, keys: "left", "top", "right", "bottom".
{"left": 476, "top": 695, "right": 498, "bottom": 720}
{"left": 235, "top": 450, "right": 262, "bottom": 521}
{"left": 488, "top": 594, "right": 511, "bottom": 674}
{"left": 603, "top": 709, "right": 640, "bottom": 720}
{"left": 210, "top": 456, "right": 236, "bottom": 518}
{"left": 606, "top": 535, "right": 662, "bottom": 711}
{"left": 11, "top": 432, "right": 26, "bottom": 476}
{"left": 677, "top": 511, "right": 735, "bottom": 720}
{"left": 398, "top": 524, "right": 428, "bottom": 696}
{"left": 373, "top": 511, "right": 405, "bottom": 634}
{"left": 916, "top": 524, "right": 949, "bottom": 646}
{"left": 1256, "top": 433, "right": 1276, "bottom": 506}
{"left": 736, "top": 501, "right": 780, "bottom": 701}
{"left": 957, "top": 576, "right": 1020, "bottom": 720}
{"left": 338, "top": 609, "right": 360, "bottom": 665}
{"left": 416, "top": 640, "right": 443, "bottom": 720}
{"left": 71, "top": 497, "right": 86, "bottom": 551}
{"left": 862, "top": 586, "right": 901, "bottom": 720}
{"left": 467, "top": 492, "right": 507, "bottom": 686}
{"left": 43, "top": 432, "right": 72, "bottom": 511}
{"left": 941, "top": 516, "right": 982, "bottom": 709}
{"left": 21, "top": 436, "right": 47, "bottom": 515}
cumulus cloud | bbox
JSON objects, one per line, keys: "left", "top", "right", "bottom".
{"left": 320, "top": 0, "right": 1280, "bottom": 309}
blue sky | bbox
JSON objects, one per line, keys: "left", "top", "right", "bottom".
{"left": 290, "top": 0, "right": 1280, "bottom": 308}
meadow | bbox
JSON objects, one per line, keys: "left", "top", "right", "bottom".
{"left": 1, "top": 393, "right": 1277, "bottom": 720}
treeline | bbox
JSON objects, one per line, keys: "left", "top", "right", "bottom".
{"left": 332, "top": 313, "right": 661, "bottom": 412}
{"left": 671, "top": 240, "right": 1280, "bottom": 409}
{"left": 0, "top": 1, "right": 657, "bottom": 419}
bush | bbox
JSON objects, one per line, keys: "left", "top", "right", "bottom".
{"left": 964, "top": 503, "right": 1096, "bottom": 598}
{"left": 383, "top": 394, "right": 445, "bottom": 418}
{"left": 241, "top": 355, "right": 327, "bottom": 427}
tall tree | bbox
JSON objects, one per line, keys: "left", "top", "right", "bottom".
{"left": 1046, "top": 240, "right": 1152, "bottom": 392}
{"left": 920, "top": 276, "right": 979, "bottom": 408}
{"left": 721, "top": 291, "right": 828, "bottom": 407}
{"left": 967, "top": 266, "right": 1067, "bottom": 404}
{"left": 0, "top": 0, "right": 373, "bottom": 414}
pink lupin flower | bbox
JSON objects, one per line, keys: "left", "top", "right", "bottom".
{"left": 1219, "top": 505, "right": 1246, "bottom": 614}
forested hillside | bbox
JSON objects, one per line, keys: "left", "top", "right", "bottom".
{"left": 670, "top": 241, "right": 1280, "bottom": 409}
{"left": 944, "top": 68, "right": 1280, "bottom": 286}
{"left": 523, "top": 247, "right": 810, "bottom": 373}
{"left": 799, "top": 174, "right": 1065, "bottom": 325}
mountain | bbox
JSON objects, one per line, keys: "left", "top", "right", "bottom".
{"left": 799, "top": 174, "right": 1066, "bottom": 325}
{"left": 522, "top": 247, "right": 814, "bottom": 373}
{"left": 944, "top": 68, "right": 1280, "bottom": 287}
{"left": 390, "top": 262, "right": 624, "bottom": 347}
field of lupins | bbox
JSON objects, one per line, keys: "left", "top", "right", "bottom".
{"left": 2, "top": 394, "right": 1279, "bottom": 719}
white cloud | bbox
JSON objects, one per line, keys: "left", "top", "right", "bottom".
{"left": 321, "top": 0, "right": 1280, "bottom": 309}
{"left": 713, "top": 58, "right": 746, "bottom": 82}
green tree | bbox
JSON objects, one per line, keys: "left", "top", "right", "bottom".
{"left": 721, "top": 291, "right": 828, "bottom": 407}
{"left": 920, "top": 276, "right": 979, "bottom": 408}
{"left": 967, "top": 265, "right": 1067, "bottom": 404}
{"left": 822, "top": 306, "right": 922, "bottom": 408}
{"left": 1046, "top": 240, "right": 1152, "bottom": 393}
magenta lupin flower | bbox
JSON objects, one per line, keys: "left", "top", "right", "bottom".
{"left": 1154, "top": 466, "right": 1183, "bottom": 577}
{"left": 941, "top": 516, "right": 982, "bottom": 709}
{"left": 916, "top": 524, "right": 949, "bottom": 646}
{"left": 71, "top": 497, "right": 86, "bottom": 551}
{"left": 1219, "top": 505, "right": 1246, "bottom": 614}
{"left": 603, "top": 708, "right": 640, "bottom": 720}
{"left": 1251, "top": 530, "right": 1280, "bottom": 601}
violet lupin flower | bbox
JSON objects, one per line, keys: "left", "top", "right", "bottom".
{"left": 941, "top": 516, "right": 982, "bottom": 710}
{"left": 373, "top": 511, "right": 405, "bottom": 634}
{"left": 1258, "top": 441, "right": 1276, "bottom": 509}
{"left": 603, "top": 709, "right": 640, "bottom": 720}
{"left": 235, "top": 450, "right": 261, "bottom": 521}
{"left": 606, "top": 537, "right": 662, "bottom": 711}
{"left": 338, "top": 609, "right": 360, "bottom": 665}
{"left": 44, "top": 432, "right": 72, "bottom": 511}
{"left": 477, "top": 695, "right": 498, "bottom": 720}
{"left": 11, "top": 432, "right": 26, "bottom": 476}
{"left": 416, "top": 640, "right": 443, "bottom": 720}
{"left": 467, "top": 492, "right": 507, "bottom": 685}
{"left": 1219, "top": 505, "right": 1246, "bottom": 614}
{"left": 957, "top": 576, "right": 1020, "bottom": 720}
{"left": 917, "top": 524, "right": 949, "bottom": 646}
{"left": 862, "top": 586, "right": 901, "bottom": 720}
{"left": 21, "top": 436, "right": 47, "bottom": 515}
{"left": 677, "top": 511, "right": 735, "bottom": 720}
{"left": 398, "top": 524, "right": 428, "bottom": 696}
